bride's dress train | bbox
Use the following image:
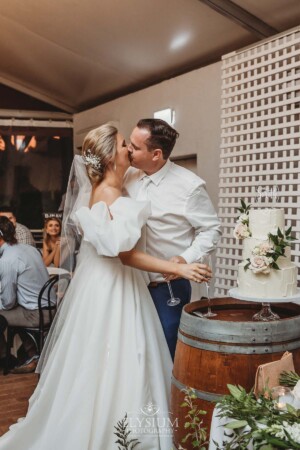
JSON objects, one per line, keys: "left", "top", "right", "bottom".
{"left": 0, "top": 198, "right": 173, "bottom": 450}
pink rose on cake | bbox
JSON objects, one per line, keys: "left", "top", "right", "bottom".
{"left": 259, "top": 242, "right": 274, "bottom": 255}
{"left": 233, "top": 223, "right": 251, "bottom": 239}
{"left": 252, "top": 242, "right": 275, "bottom": 256}
{"left": 249, "top": 255, "right": 271, "bottom": 274}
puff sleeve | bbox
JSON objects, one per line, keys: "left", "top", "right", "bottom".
{"left": 75, "top": 197, "right": 150, "bottom": 256}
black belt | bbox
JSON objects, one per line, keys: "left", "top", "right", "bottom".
{"left": 148, "top": 281, "right": 167, "bottom": 288}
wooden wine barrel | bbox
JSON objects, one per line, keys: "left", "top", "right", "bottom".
{"left": 171, "top": 298, "right": 300, "bottom": 450}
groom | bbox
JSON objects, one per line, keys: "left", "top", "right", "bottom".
{"left": 123, "top": 118, "right": 221, "bottom": 360}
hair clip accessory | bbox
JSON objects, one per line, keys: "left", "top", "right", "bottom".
{"left": 82, "top": 149, "right": 102, "bottom": 171}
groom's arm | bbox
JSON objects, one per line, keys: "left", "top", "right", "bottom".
{"left": 179, "top": 184, "right": 222, "bottom": 263}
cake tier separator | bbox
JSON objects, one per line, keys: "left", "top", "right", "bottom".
{"left": 229, "top": 288, "right": 300, "bottom": 305}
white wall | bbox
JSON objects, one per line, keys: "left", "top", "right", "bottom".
{"left": 74, "top": 61, "right": 222, "bottom": 208}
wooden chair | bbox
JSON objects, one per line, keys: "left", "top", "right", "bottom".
{"left": 3, "top": 273, "right": 70, "bottom": 375}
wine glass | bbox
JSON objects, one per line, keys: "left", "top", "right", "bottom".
{"left": 166, "top": 280, "right": 181, "bottom": 307}
{"left": 197, "top": 254, "right": 217, "bottom": 318}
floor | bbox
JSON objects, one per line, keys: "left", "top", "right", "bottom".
{"left": 0, "top": 372, "right": 38, "bottom": 436}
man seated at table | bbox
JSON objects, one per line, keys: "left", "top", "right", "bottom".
{"left": 0, "top": 216, "right": 51, "bottom": 373}
{"left": 0, "top": 205, "right": 36, "bottom": 247}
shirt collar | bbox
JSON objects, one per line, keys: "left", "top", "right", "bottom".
{"left": 139, "top": 159, "right": 172, "bottom": 186}
{"left": 0, "top": 242, "right": 8, "bottom": 257}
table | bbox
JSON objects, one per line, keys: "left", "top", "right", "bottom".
{"left": 47, "top": 267, "right": 70, "bottom": 276}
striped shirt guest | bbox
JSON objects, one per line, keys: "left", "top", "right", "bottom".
{"left": 0, "top": 206, "right": 36, "bottom": 247}
{"left": 0, "top": 216, "right": 50, "bottom": 371}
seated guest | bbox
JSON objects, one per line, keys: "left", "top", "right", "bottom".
{"left": 0, "top": 205, "right": 36, "bottom": 247}
{"left": 42, "top": 217, "right": 61, "bottom": 267}
{"left": 0, "top": 216, "right": 51, "bottom": 373}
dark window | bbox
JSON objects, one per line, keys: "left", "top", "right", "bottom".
{"left": 0, "top": 128, "right": 73, "bottom": 228}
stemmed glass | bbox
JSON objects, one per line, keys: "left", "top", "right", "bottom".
{"left": 252, "top": 302, "right": 280, "bottom": 322}
{"left": 197, "top": 254, "right": 217, "bottom": 318}
{"left": 166, "top": 280, "right": 181, "bottom": 307}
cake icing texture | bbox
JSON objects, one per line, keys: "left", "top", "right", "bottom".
{"left": 248, "top": 209, "right": 284, "bottom": 240}
{"left": 235, "top": 207, "right": 297, "bottom": 299}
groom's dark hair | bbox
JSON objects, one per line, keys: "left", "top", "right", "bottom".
{"left": 136, "top": 118, "right": 179, "bottom": 160}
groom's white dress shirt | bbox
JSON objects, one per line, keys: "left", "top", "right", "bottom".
{"left": 123, "top": 159, "right": 221, "bottom": 283}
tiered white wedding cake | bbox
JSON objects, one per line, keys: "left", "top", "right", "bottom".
{"left": 234, "top": 207, "right": 297, "bottom": 299}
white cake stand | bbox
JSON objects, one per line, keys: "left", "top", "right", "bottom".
{"left": 229, "top": 288, "right": 300, "bottom": 322}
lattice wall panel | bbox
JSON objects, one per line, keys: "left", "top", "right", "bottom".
{"left": 215, "top": 26, "right": 300, "bottom": 296}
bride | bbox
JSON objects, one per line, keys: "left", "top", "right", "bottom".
{"left": 0, "top": 124, "right": 211, "bottom": 450}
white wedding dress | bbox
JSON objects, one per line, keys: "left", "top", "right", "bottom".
{"left": 0, "top": 197, "right": 173, "bottom": 450}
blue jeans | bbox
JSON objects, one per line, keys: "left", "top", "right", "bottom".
{"left": 148, "top": 279, "right": 191, "bottom": 360}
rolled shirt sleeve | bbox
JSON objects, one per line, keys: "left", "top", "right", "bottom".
{"left": 180, "top": 184, "right": 222, "bottom": 263}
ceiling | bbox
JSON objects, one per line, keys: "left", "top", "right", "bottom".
{"left": 0, "top": 0, "right": 299, "bottom": 113}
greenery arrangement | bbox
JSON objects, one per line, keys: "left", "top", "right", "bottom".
{"left": 114, "top": 413, "right": 140, "bottom": 450}
{"left": 237, "top": 200, "right": 251, "bottom": 217}
{"left": 279, "top": 371, "right": 300, "bottom": 388}
{"left": 179, "top": 388, "right": 208, "bottom": 450}
{"left": 215, "top": 384, "right": 300, "bottom": 450}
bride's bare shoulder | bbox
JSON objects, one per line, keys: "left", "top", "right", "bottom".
{"left": 90, "top": 186, "right": 121, "bottom": 207}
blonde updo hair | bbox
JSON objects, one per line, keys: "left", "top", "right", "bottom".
{"left": 82, "top": 124, "right": 118, "bottom": 185}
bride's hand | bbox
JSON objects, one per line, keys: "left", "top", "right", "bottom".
{"left": 176, "top": 263, "right": 212, "bottom": 283}
{"left": 163, "top": 255, "right": 186, "bottom": 280}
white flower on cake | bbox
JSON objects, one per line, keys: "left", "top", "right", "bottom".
{"left": 258, "top": 242, "right": 274, "bottom": 255}
{"left": 237, "top": 213, "right": 249, "bottom": 223}
{"left": 249, "top": 255, "right": 271, "bottom": 274}
{"left": 252, "top": 246, "right": 260, "bottom": 255}
{"left": 233, "top": 223, "right": 250, "bottom": 239}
